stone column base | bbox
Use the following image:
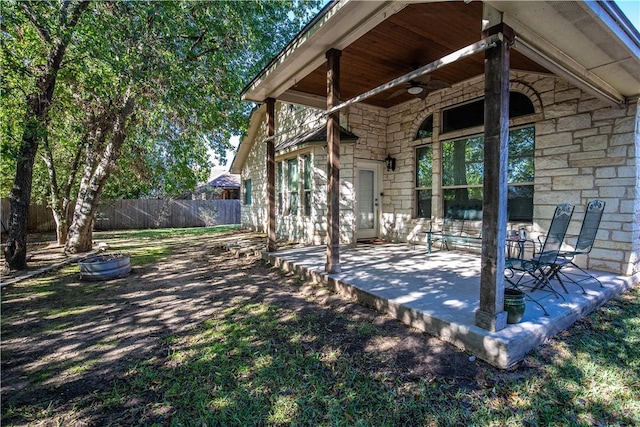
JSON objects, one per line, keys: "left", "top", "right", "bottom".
{"left": 325, "top": 263, "right": 341, "bottom": 274}
{"left": 475, "top": 309, "right": 507, "bottom": 332}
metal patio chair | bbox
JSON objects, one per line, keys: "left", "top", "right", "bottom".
{"left": 505, "top": 203, "right": 575, "bottom": 315}
{"left": 547, "top": 199, "right": 606, "bottom": 293}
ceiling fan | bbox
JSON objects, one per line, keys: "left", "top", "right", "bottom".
{"left": 386, "top": 74, "right": 450, "bottom": 100}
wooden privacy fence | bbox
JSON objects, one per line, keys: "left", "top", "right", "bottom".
{"left": 0, "top": 199, "right": 240, "bottom": 233}
{"left": 94, "top": 199, "right": 240, "bottom": 230}
{"left": 0, "top": 199, "right": 57, "bottom": 233}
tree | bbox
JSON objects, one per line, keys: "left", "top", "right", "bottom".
{"left": 2, "top": 0, "right": 320, "bottom": 259}
{"left": 33, "top": 80, "right": 89, "bottom": 245}
{"left": 63, "top": 0, "right": 320, "bottom": 253}
{"left": 65, "top": 92, "right": 136, "bottom": 252}
{"left": 1, "top": 0, "right": 90, "bottom": 269}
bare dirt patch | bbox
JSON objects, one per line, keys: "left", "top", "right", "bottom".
{"left": 1, "top": 231, "right": 527, "bottom": 425}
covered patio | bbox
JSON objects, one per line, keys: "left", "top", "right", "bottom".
{"left": 263, "top": 243, "right": 633, "bottom": 369}
{"left": 233, "top": 0, "right": 639, "bottom": 368}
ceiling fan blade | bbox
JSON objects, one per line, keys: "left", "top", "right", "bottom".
{"left": 386, "top": 88, "right": 408, "bottom": 99}
{"left": 423, "top": 79, "right": 450, "bottom": 90}
{"left": 416, "top": 90, "right": 430, "bottom": 100}
{"left": 414, "top": 74, "right": 432, "bottom": 85}
{"left": 412, "top": 80, "right": 450, "bottom": 100}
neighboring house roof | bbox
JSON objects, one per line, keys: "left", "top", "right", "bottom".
{"left": 276, "top": 124, "right": 358, "bottom": 152}
{"left": 207, "top": 173, "right": 241, "bottom": 189}
{"left": 241, "top": 1, "right": 640, "bottom": 109}
{"left": 192, "top": 173, "right": 240, "bottom": 196}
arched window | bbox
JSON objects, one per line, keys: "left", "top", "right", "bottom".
{"left": 414, "top": 115, "right": 433, "bottom": 140}
{"left": 509, "top": 92, "right": 535, "bottom": 118}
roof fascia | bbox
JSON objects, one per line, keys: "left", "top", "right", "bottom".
{"left": 230, "top": 104, "right": 267, "bottom": 174}
{"left": 583, "top": 0, "right": 640, "bottom": 59}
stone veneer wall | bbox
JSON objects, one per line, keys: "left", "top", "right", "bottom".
{"left": 240, "top": 75, "right": 638, "bottom": 276}
{"left": 240, "top": 103, "right": 357, "bottom": 245}
{"left": 379, "top": 71, "right": 638, "bottom": 276}
{"left": 240, "top": 110, "right": 268, "bottom": 232}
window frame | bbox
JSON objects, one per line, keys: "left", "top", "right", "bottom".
{"left": 277, "top": 151, "right": 312, "bottom": 217}
{"left": 277, "top": 161, "right": 283, "bottom": 214}
{"left": 441, "top": 92, "right": 536, "bottom": 135}
{"left": 440, "top": 125, "right": 535, "bottom": 221}
{"left": 302, "top": 154, "right": 312, "bottom": 217}
{"left": 243, "top": 179, "right": 252, "bottom": 205}
{"left": 415, "top": 144, "right": 434, "bottom": 219}
{"left": 287, "top": 157, "right": 299, "bottom": 216}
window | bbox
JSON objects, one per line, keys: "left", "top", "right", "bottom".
{"left": 287, "top": 158, "right": 299, "bottom": 215}
{"left": 441, "top": 92, "right": 535, "bottom": 134}
{"left": 442, "top": 136, "right": 484, "bottom": 218}
{"left": 415, "top": 115, "right": 433, "bottom": 140}
{"left": 441, "top": 126, "right": 535, "bottom": 221}
{"left": 506, "top": 127, "right": 535, "bottom": 221}
{"left": 302, "top": 154, "right": 312, "bottom": 216}
{"left": 244, "top": 179, "right": 252, "bottom": 205}
{"left": 277, "top": 161, "right": 283, "bottom": 214}
{"left": 277, "top": 153, "right": 312, "bottom": 216}
{"left": 415, "top": 145, "right": 433, "bottom": 218}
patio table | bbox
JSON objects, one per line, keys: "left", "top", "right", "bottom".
{"left": 505, "top": 236, "right": 534, "bottom": 259}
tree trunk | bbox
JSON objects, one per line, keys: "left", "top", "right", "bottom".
{"left": 50, "top": 200, "right": 74, "bottom": 246}
{"left": 65, "top": 96, "right": 135, "bottom": 253}
{"left": 3, "top": 1, "right": 90, "bottom": 269}
{"left": 65, "top": 185, "right": 97, "bottom": 253}
{"left": 3, "top": 114, "right": 41, "bottom": 269}
{"left": 42, "top": 132, "right": 85, "bottom": 245}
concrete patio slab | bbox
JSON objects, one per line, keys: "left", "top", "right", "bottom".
{"left": 263, "top": 243, "right": 637, "bottom": 369}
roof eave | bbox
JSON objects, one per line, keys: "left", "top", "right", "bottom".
{"left": 584, "top": 0, "right": 640, "bottom": 59}
{"left": 490, "top": 0, "right": 640, "bottom": 103}
{"left": 230, "top": 104, "right": 267, "bottom": 174}
{"left": 241, "top": 0, "right": 407, "bottom": 104}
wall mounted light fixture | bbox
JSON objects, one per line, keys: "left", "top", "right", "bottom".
{"left": 385, "top": 154, "right": 396, "bottom": 172}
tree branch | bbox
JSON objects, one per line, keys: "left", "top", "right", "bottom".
{"left": 64, "top": 138, "right": 86, "bottom": 202}
{"left": 39, "top": 133, "right": 60, "bottom": 208}
{"left": 21, "top": 3, "right": 52, "bottom": 44}
{"left": 62, "top": 0, "right": 90, "bottom": 35}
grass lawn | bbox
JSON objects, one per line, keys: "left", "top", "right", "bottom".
{"left": 1, "top": 226, "right": 638, "bottom": 426}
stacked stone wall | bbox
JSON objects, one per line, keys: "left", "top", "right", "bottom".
{"left": 377, "top": 72, "right": 638, "bottom": 276}
{"left": 241, "top": 102, "right": 357, "bottom": 245}
{"left": 239, "top": 77, "right": 638, "bottom": 276}
{"left": 240, "top": 119, "right": 268, "bottom": 233}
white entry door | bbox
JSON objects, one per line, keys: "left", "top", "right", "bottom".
{"left": 356, "top": 162, "right": 380, "bottom": 240}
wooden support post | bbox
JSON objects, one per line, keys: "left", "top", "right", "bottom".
{"left": 266, "top": 98, "right": 277, "bottom": 252}
{"left": 475, "top": 16, "right": 513, "bottom": 332}
{"left": 326, "top": 48, "right": 341, "bottom": 273}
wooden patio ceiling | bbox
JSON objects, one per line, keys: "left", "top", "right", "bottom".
{"left": 289, "top": 2, "right": 549, "bottom": 109}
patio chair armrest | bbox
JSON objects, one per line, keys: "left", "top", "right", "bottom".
{"left": 427, "top": 219, "right": 445, "bottom": 233}
{"left": 535, "top": 235, "right": 545, "bottom": 256}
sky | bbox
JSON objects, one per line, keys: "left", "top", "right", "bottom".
{"left": 616, "top": 0, "right": 640, "bottom": 31}
{"left": 211, "top": 0, "right": 640, "bottom": 180}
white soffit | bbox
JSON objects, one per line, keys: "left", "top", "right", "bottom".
{"left": 491, "top": 1, "right": 640, "bottom": 99}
